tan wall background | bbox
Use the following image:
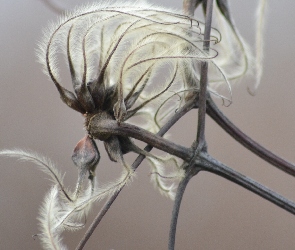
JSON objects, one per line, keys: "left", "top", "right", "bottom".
{"left": 1, "top": 1, "right": 295, "bottom": 249}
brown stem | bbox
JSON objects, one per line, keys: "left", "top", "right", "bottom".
{"left": 206, "top": 96, "right": 295, "bottom": 177}
{"left": 200, "top": 153, "right": 295, "bottom": 215}
{"left": 196, "top": 0, "right": 213, "bottom": 150}
{"left": 75, "top": 186, "right": 122, "bottom": 250}
{"left": 76, "top": 99, "right": 197, "bottom": 250}
{"left": 168, "top": 166, "right": 200, "bottom": 250}
{"left": 90, "top": 119, "right": 193, "bottom": 161}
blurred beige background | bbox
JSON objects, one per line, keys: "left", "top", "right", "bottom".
{"left": 1, "top": 1, "right": 295, "bottom": 249}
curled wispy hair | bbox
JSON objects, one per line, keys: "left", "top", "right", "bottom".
{"left": 0, "top": 150, "right": 72, "bottom": 201}
{"left": 37, "top": 186, "right": 68, "bottom": 250}
{"left": 0, "top": 2, "right": 259, "bottom": 249}
{"left": 36, "top": 1, "right": 222, "bottom": 128}
{"left": 35, "top": 3, "right": 226, "bottom": 204}
{"left": 0, "top": 148, "right": 134, "bottom": 249}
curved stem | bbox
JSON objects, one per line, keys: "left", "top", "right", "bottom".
{"left": 168, "top": 167, "right": 199, "bottom": 250}
{"left": 75, "top": 186, "right": 122, "bottom": 250}
{"left": 206, "top": 96, "right": 295, "bottom": 177}
{"left": 76, "top": 99, "right": 196, "bottom": 250}
{"left": 200, "top": 152, "right": 295, "bottom": 215}
{"left": 91, "top": 119, "right": 193, "bottom": 161}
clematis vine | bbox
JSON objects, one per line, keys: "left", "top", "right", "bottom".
{"left": 37, "top": 0, "right": 249, "bottom": 183}
{"left": 1, "top": 1, "right": 258, "bottom": 249}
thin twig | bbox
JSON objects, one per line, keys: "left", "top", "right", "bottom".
{"left": 196, "top": 0, "right": 213, "bottom": 150}
{"left": 206, "top": 96, "right": 295, "bottom": 177}
{"left": 90, "top": 119, "right": 193, "bottom": 161}
{"left": 168, "top": 166, "right": 200, "bottom": 250}
{"left": 75, "top": 185, "right": 122, "bottom": 250}
{"left": 167, "top": 1, "right": 214, "bottom": 244}
{"left": 200, "top": 152, "right": 295, "bottom": 215}
{"left": 76, "top": 99, "right": 197, "bottom": 250}
{"left": 166, "top": 2, "right": 214, "bottom": 246}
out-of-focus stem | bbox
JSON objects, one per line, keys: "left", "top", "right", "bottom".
{"left": 183, "top": 0, "right": 202, "bottom": 16}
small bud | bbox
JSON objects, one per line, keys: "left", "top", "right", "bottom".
{"left": 72, "top": 135, "right": 100, "bottom": 179}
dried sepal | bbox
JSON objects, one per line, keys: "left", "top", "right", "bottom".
{"left": 103, "top": 136, "right": 124, "bottom": 163}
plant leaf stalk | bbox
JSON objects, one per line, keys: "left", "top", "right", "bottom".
{"left": 168, "top": 0, "right": 214, "bottom": 249}
{"left": 196, "top": 0, "right": 213, "bottom": 150}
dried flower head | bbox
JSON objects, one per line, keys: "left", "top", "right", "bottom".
{"left": 40, "top": 4, "right": 224, "bottom": 113}
{"left": 35, "top": 0, "right": 255, "bottom": 208}
{"left": 36, "top": 1, "right": 219, "bottom": 172}
{"left": 1, "top": 1, "right": 257, "bottom": 249}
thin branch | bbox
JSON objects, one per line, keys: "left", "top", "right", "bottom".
{"left": 167, "top": 3, "right": 216, "bottom": 242}
{"left": 202, "top": 0, "right": 214, "bottom": 51}
{"left": 196, "top": 0, "right": 213, "bottom": 150}
{"left": 206, "top": 96, "right": 295, "bottom": 177}
{"left": 200, "top": 152, "right": 295, "bottom": 215}
{"left": 76, "top": 99, "right": 197, "bottom": 250}
{"left": 166, "top": 4, "right": 215, "bottom": 247}
{"left": 89, "top": 119, "right": 193, "bottom": 161}
{"left": 75, "top": 185, "right": 122, "bottom": 250}
{"left": 168, "top": 166, "right": 200, "bottom": 250}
